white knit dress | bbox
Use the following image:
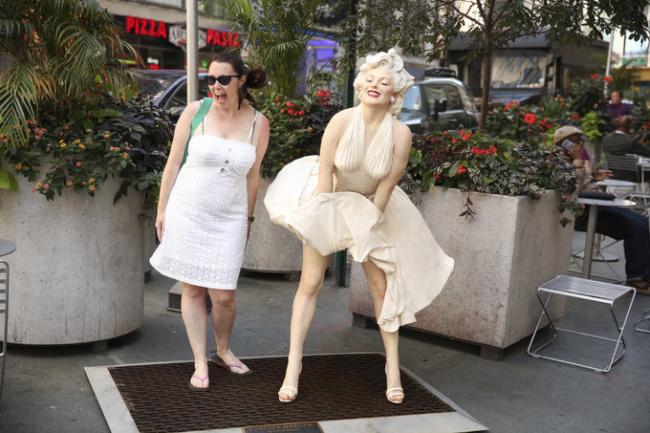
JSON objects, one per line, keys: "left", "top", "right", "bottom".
{"left": 150, "top": 112, "right": 258, "bottom": 289}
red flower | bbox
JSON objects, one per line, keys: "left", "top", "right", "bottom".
{"left": 570, "top": 112, "right": 581, "bottom": 121}
{"left": 434, "top": 174, "right": 442, "bottom": 182}
{"left": 287, "top": 108, "right": 295, "bottom": 115}
{"left": 285, "top": 101, "right": 296, "bottom": 108}
{"left": 591, "top": 73, "right": 600, "bottom": 81}
{"left": 315, "top": 89, "right": 331, "bottom": 98}
{"left": 460, "top": 131, "right": 472, "bottom": 142}
{"left": 451, "top": 137, "right": 458, "bottom": 144}
{"left": 280, "top": 108, "right": 286, "bottom": 113}
{"left": 471, "top": 146, "right": 482, "bottom": 155}
{"left": 74, "top": 161, "right": 82, "bottom": 168}
{"left": 604, "top": 75, "right": 613, "bottom": 83}
{"left": 523, "top": 113, "right": 537, "bottom": 125}
{"left": 504, "top": 100, "right": 519, "bottom": 111}
{"left": 298, "top": 110, "right": 305, "bottom": 116}
{"left": 457, "top": 164, "right": 467, "bottom": 175}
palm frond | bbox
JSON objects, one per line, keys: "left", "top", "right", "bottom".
{"left": 0, "top": 63, "right": 39, "bottom": 148}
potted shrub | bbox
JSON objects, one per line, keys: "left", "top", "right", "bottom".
{"left": 349, "top": 117, "right": 579, "bottom": 358}
{"left": 0, "top": 1, "right": 173, "bottom": 345}
{"left": 243, "top": 89, "right": 340, "bottom": 276}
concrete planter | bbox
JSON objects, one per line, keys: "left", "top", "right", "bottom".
{"left": 0, "top": 176, "right": 145, "bottom": 345}
{"left": 143, "top": 210, "right": 157, "bottom": 281}
{"left": 349, "top": 187, "right": 572, "bottom": 357}
{"left": 243, "top": 177, "right": 303, "bottom": 275}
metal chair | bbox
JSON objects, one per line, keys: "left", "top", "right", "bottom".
{"left": 0, "top": 240, "right": 16, "bottom": 401}
{"left": 527, "top": 275, "right": 636, "bottom": 373}
{"left": 604, "top": 153, "right": 640, "bottom": 181}
{"left": 634, "top": 309, "right": 650, "bottom": 334}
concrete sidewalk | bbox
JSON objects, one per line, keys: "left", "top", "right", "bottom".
{"left": 0, "top": 237, "right": 649, "bottom": 433}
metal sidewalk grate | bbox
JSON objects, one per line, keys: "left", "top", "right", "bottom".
{"left": 108, "top": 353, "right": 453, "bottom": 432}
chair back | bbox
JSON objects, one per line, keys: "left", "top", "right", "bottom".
{"left": 605, "top": 153, "right": 639, "bottom": 181}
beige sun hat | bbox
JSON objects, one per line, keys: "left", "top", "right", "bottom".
{"left": 552, "top": 125, "right": 584, "bottom": 145}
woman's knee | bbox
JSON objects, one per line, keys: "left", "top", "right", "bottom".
{"left": 299, "top": 273, "right": 323, "bottom": 296}
{"left": 211, "top": 291, "right": 236, "bottom": 309}
{"left": 182, "top": 284, "right": 206, "bottom": 299}
{"left": 367, "top": 275, "right": 387, "bottom": 297}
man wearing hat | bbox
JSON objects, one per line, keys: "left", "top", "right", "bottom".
{"left": 554, "top": 126, "right": 650, "bottom": 293}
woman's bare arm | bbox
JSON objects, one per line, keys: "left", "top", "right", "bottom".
{"left": 155, "top": 101, "right": 199, "bottom": 240}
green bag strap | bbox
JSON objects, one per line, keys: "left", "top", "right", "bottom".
{"left": 182, "top": 97, "right": 213, "bottom": 165}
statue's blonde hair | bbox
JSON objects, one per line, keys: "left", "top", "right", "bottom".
{"left": 353, "top": 48, "right": 415, "bottom": 116}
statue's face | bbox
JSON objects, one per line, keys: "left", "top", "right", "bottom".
{"left": 358, "top": 65, "right": 395, "bottom": 108}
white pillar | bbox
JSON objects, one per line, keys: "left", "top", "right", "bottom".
{"left": 186, "top": 0, "right": 199, "bottom": 103}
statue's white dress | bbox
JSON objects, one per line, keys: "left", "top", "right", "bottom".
{"left": 264, "top": 106, "right": 453, "bottom": 332}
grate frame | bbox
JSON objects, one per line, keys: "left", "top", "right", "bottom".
{"left": 104, "top": 353, "right": 454, "bottom": 433}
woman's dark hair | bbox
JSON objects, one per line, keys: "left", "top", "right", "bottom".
{"left": 210, "top": 50, "right": 266, "bottom": 108}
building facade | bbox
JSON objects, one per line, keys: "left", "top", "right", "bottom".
{"left": 98, "top": 0, "right": 238, "bottom": 70}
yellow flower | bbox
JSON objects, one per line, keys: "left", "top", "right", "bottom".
{"left": 15, "top": 163, "right": 22, "bottom": 170}
{"left": 122, "top": 152, "right": 129, "bottom": 159}
{"left": 59, "top": 142, "right": 66, "bottom": 149}
{"left": 79, "top": 143, "right": 86, "bottom": 150}
{"left": 89, "top": 177, "right": 95, "bottom": 184}
{"left": 89, "top": 185, "right": 96, "bottom": 192}
{"left": 72, "top": 139, "right": 81, "bottom": 145}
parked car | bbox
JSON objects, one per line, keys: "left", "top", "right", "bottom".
{"left": 399, "top": 77, "right": 479, "bottom": 133}
{"left": 136, "top": 69, "right": 209, "bottom": 119}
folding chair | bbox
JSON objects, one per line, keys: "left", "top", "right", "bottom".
{"left": 528, "top": 275, "right": 636, "bottom": 373}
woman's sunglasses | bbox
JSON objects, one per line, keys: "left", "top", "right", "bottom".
{"left": 207, "top": 75, "right": 241, "bottom": 86}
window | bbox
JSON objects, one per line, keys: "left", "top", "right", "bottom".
{"left": 423, "top": 85, "right": 447, "bottom": 108}
{"left": 445, "top": 85, "right": 463, "bottom": 110}
{"left": 402, "top": 86, "right": 422, "bottom": 112}
{"left": 491, "top": 53, "right": 546, "bottom": 89}
{"left": 167, "top": 78, "right": 209, "bottom": 110}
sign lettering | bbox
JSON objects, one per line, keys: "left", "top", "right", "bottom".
{"left": 123, "top": 15, "right": 238, "bottom": 47}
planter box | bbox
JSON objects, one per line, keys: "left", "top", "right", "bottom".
{"left": 243, "top": 177, "right": 303, "bottom": 275}
{"left": 0, "top": 176, "right": 145, "bottom": 345}
{"left": 349, "top": 187, "right": 572, "bottom": 356}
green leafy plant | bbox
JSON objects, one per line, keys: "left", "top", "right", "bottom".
{"left": 221, "top": 0, "right": 321, "bottom": 98}
{"left": 405, "top": 129, "right": 579, "bottom": 226}
{"left": 5, "top": 97, "right": 173, "bottom": 208}
{"left": 0, "top": 0, "right": 137, "bottom": 150}
{"left": 258, "top": 88, "right": 341, "bottom": 178}
{"left": 567, "top": 74, "right": 608, "bottom": 117}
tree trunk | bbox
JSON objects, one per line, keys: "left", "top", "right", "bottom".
{"left": 479, "top": 48, "right": 493, "bottom": 130}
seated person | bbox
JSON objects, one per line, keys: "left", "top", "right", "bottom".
{"left": 606, "top": 90, "right": 632, "bottom": 129}
{"left": 603, "top": 115, "right": 650, "bottom": 157}
{"left": 554, "top": 126, "right": 650, "bottom": 293}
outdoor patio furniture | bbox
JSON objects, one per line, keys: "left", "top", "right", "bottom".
{"left": 0, "top": 239, "right": 16, "bottom": 401}
{"left": 634, "top": 308, "right": 650, "bottom": 334}
{"left": 605, "top": 153, "right": 640, "bottom": 181}
{"left": 575, "top": 197, "right": 636, "bottom": 279}
{"left": 527, "top": 274, "right": 636, "bottom": 373}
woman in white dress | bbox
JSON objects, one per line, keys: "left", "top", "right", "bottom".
{"left": 150, "top": 51, "right": 270, "bottom": 390}
{"left": 265, "top": 49, "right": 454, "bottom": 404}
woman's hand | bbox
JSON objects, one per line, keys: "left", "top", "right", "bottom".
{"left": 155, "top": 212, "right": 165, "bottom": 241}
{"left": 593, "top": 169, "right": 614, "bottom": 181}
